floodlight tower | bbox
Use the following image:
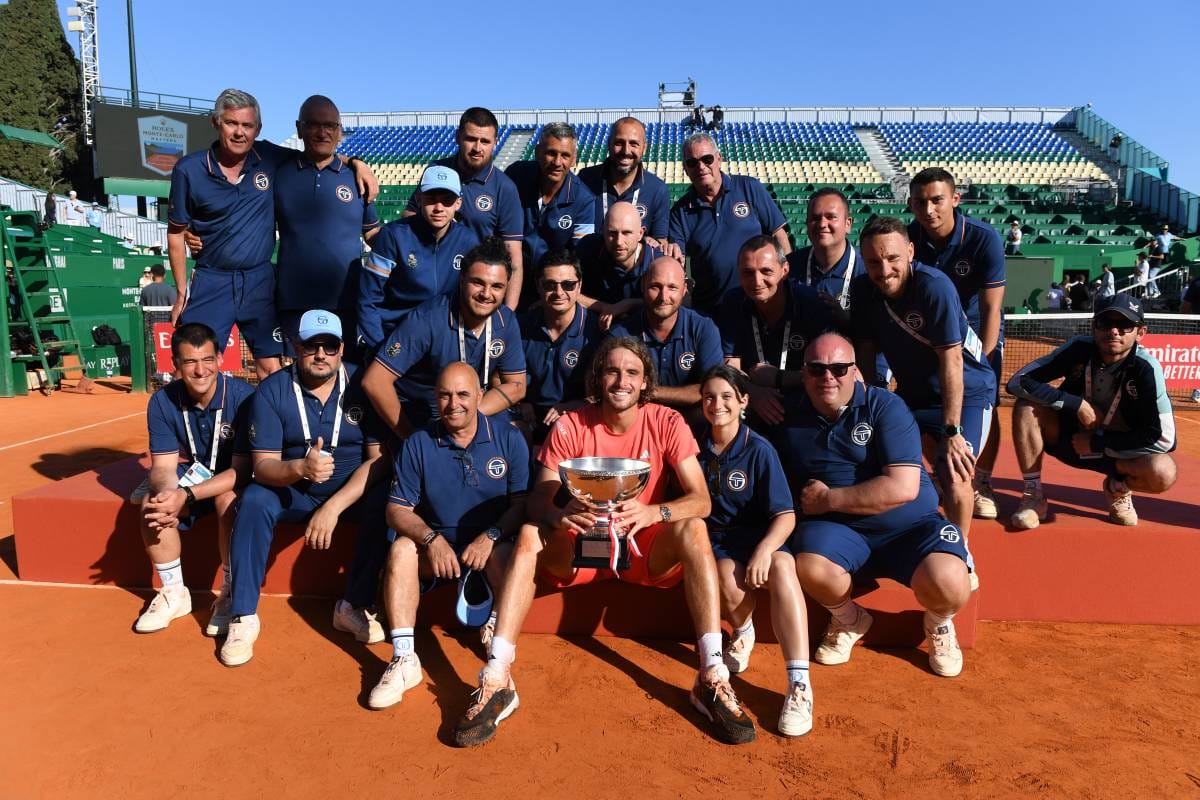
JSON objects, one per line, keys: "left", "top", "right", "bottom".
{"left": 66, "top": 1, "right": 100, "bottom": 146}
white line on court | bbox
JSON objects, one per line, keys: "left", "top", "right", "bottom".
{"left": 1174, "top": 413, "right": 1200, "bottom": 426}
{"left": 0, "top": 411, "right": 145, "bottom": 452}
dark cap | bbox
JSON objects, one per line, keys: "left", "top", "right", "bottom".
{"left": 1094, "top": 293, "right": 1144, "bottom": 324}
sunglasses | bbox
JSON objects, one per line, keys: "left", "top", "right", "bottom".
{"left": 1092, "top": 317, "right": 1139, "bottom": 333}
{"left": 540, "top": 278, "right": 579, "bottom": 293}
{"left": 455, "top": 451, "right": 480, "bottom": 488}
{"left": 297, "top": 339, "right": 341, "bottom": 356}
{"left": 684, "top": 153, "right": 716, "bottom": 169}
{"left": 804, "top": 362, "right": 855, "bottom": 378}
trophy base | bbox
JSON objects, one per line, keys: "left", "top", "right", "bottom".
{"left": 573, "top": 535, "right": 631, "bottom": 570}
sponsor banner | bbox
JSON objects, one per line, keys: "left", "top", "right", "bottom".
{"left": 152, "top": 322, "right": 243, "bottom": 374}
{"left": 1141, "top": 334, "right": 1200, "bottom": 387}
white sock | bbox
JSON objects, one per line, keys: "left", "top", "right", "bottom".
{"left": 489, "top": 635, "right": 516, "bottom": 671}
{"left": 391, "top": 627, "right": 414, "bottom": 660}
{"left": 698, "top": 632, "right": 723, "bottom": 670}
{"left": 785, "top": 660, "right": 810, "bottom": 688}
{"left": 733, "top": 618, "right": 755, "bottom": 639}
{"left": 823, "top": 596, "right": 860, "bottom": 626}
{"left": 154, "top": 558, "right": 183, "bottom": 588}
{"left": 925, "top": 611, "right": 954, "bottom": 633}
{"left": 1022, "top": 472, "right": 1042, "bottom": 494}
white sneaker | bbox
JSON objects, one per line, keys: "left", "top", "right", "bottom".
{"left": 814, "top": 607, "right": 873, "bottom": 665}
{"left": 1104, "top": 479, "right": 1138, "bottom": 526}
{"left": 1010, "top": 490, "right": 1048, "bottom": 530}
{"left": 972, "top": 485, "right": 998, "bottom": 519}
{"left": 134, "top": 586, "right": 192, "bottom": 633}
{"left": 332, "top": 599, "right": 385, "bottom": 644}
{"left": 925, "top": 614, "right": 963, "bottom": 678}
{"left": 205, "top": 588, "right": 232, "bottom": 637}
{"left": 367, "top": 653, "right": 423, "bottom": 710}
{"left": 723, "top": 626, "right": 755, "bottom": 674}
{"left": 220, "top": 615, "right": 260, "bottom": 667}
{"left": 777, "top": 680, "right": 814, "bottom": 737}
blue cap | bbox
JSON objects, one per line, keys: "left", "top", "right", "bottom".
{"left": 455, "top": 569, "right": 494, "bottom": 628}
{"left": 297, "top": 309, "right": 343, "bottom": 342}
{"left": 1094, "top": 293, "right": 1145, "bottom": 324}
{"left": 419, "top": 165, "right": 461, "bottom": 196}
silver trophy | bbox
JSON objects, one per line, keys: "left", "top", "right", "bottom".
{"left": 558, "top": 457, "right": 652, "bottom": 570}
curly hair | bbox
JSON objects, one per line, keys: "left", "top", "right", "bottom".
{"left": 586, "top": 336, "right": 658, "bottom": 407}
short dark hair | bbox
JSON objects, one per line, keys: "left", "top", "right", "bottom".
{"left": 909, "top": 167, "right": 958, "bottom": 192}
{"left": 858, "top": 215, "right": 910, "bottom": 245}
{"left": 586, "top": 336, "right": 657, "bottom": 407}
{"left": 537, "top": 248, "right": 581, "bottom": 281}
{"left": 461, "top": 237, "right": 512, "bottom": 279}
{"left": 170, "top": 322, "right": 219, "bottom": 359}
{"left": 737, "top": 233, "right": 785, "bottom": 265}
{"left": 700, "top": 364, "right": 749, "bottom": 399}
{"left": 149, "top": 264, "right": 166, "bottom": 277}
{"left": 806, "top": 187, "right": 850, "bottom": 216}
{"left": 458, "top": 107, "right": 498, "bottom": 134}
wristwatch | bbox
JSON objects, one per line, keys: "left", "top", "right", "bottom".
{"left": 658, "top": 505, "right": 672, "bottom": 523}
{"left": 418, "top": 530, "right": 441, "bottom": 549}
{"left": 484, "top": 526, "right": 503, "bottom": 542}
{"left": 942, "top": 424, "right": 964, "bottom": 438}
{"left": 182, "top": 485, "right": 197, "bottom": 506}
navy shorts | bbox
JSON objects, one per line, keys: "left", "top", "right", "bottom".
{"left": 180, "top": 262, "right": 283, "bottom": 358}
{"left": 913, "top": 403, "right": 993, "bottom": 457}
{"left": 790, "top": 515, "right": 968, "bottom": 586}
{"left": 708, "top": 526, "right": 787, "bottom": 565}
{"left": 1045, "top": 411, "right": 1119, "bottom": 475}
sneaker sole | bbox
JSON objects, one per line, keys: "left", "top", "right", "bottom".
{"left": 972, "top": 505, "right": 998, "bottom": 520}
{"left": 133, "top": 599, "right": 193, "bottom": 634}
{"left": 778, "top": 715, "right": 814, "bottom": 737}
{"left": 453, "top": 692, "right": 519, "bottom": 747}
{"left": 688, "top": 691, "right": 756, "bottom": 745}
{"left": 930, "top": 660, "right": 964, "bottom": 678}
{"left": 219, "top": 643, "right": 255, "bottom": 667}
{"left": 332, "top": 617, "right": 385, "bottom": 644}
{"left": 367, "top": 669, "right": 424, "bottom": 710}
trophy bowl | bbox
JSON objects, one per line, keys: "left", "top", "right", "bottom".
{"left": 558, "top": 457, "right": 652, "bottom": 570}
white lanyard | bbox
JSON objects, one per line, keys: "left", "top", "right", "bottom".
{"left": 458, "top": 314, "right": 493, "bottom": 384}
{"left": 181, "top": 378, "right": 226, "bottom": 472}
{"left": 752, "top": 316, "right": 791, "bottom": 371}
{"left": 601, "top": 178, "right": 640, "bottom": 221}
{"left": 292, "top": 364, "right": 346, "bottom": 451}
{"left": 1084, "top": 361, "right": 1123, "bottom": 429}
{"left": 808, "top": 246, "right": 855, "bottom": 310}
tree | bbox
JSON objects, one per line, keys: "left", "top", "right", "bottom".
{"left": 0, "top": 0, "right": 89, "bottom": 193}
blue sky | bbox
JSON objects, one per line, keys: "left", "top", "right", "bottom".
{"left": 55, "top": 0, "right": 1200, "bottom": 192}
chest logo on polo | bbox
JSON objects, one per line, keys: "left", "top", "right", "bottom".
{"left": 272, "top": 327, "right": 283, "bottom": 343}
{"left": 486, "top": 456, "right": 508, "bottom": 479}
{"left": 253, "top": 172, "right": 270, "bottom": 191}
{"left": 248, "top": 422, "right": 256, "bottom": 442}
{"left": 1125, "top": 380, "right": 1138, "bottom": 399}
{"left": 851, "top": 423, "right": 872, "bottom": 446}
{"left": 335, "top": 185, "right": 353, "bottom": 203}
{"left": 636, "top": 203, "right": 648, "bottom": 219}
{"left": 788, "top": 334, "right": 806, "bottom": 351}
{"left": 564, "top": 350, "right": 579, "bottom": 368}
{"left": 407, "top": 253, "right": 418, "bottom": 269}
{"left": 476, "top": 194, "right": 494, "bottom": 212}
{"left": 953, "top": 259, "right": 971, "bottom": 277}
{"left": 726, "top": 470, "right": 748, "bottom": 492}
{"left": 557, "top": 214, "right": 573, "bottom": 230}
{"left": 732, "top": 201, "right": 750, "bottom": 218}
{"left": 903, "top": 312, "right": 925, "bottom": 331}
{"left": 488, "top": 339, "right": 505, "bottom": 358}
{"left": 345, "top": 406, "right": 363, "bottom": 425}
{"left": 219, "top": 423, "right": 234, "bottom": 441}
{"left": 387, "top": 341, "right": 402, "bottom": 357}
{"left": 452, "top": 254, "right": 464, "bottom": 271}
{"left": 938, "top": 524, "right": 961, "bottom": 543}
{"left": 679, "top": 352, "right": 695, "bottom": 371}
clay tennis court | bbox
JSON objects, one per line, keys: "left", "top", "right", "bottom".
{"left": 1, "top": 392, "right": 1198, "bottom": 798}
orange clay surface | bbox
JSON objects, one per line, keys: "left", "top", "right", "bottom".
{"left": 1, "top": 393, "right": 1199, "bottom": 798}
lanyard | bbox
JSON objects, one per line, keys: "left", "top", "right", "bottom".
{"left": 808, "top": 246, "right": 855, "bottom": 310}
{"left": 292, "top": 364, "right": 346, "bottom": 451}
{"left": 459, "top": 314, "right": 493, "bottom": 384}
{"left": 751, "top": 315, "right": 791, "bottom": 371}
{"left": 181, "top": 377, "right": 226, "bottom": 472}
{"left": 601, "top": 178, "right": 640, "bottom": 222}
{"left": 1084, "top": 361, "right": 1123, "bottom": 429}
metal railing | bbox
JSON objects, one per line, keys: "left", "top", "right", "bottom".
{"left": 97, "top": 87, "right": 214, "bottom": 116}
{"left": 0, "top": 175, "right": 168, "bottom": 251}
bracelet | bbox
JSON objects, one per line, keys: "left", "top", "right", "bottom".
{"left": 418, "top": 530, "right": 441, "bottom": 549}
{"left": 182, "top": 485, "right": 197, "bottom": 506}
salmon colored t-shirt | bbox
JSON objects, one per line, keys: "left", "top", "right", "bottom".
{"left": 538, "top": 402, "right": 700, "bottom": 505}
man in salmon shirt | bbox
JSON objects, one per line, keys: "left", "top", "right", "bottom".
{"left": 451, "top": 336, "right": 756, "bottom": 748}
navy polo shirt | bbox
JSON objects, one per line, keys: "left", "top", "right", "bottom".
{"left": 578, "top": 235, "right": 661, "bottom": 305}
{"left": 668, "top": 173, "right": 787, "bottom": 314}
{"left": 147, "top": 372, "right": 255, "bottom": 471}
{"left": 771, "top": 382, "right": 939, "bottom": 532}
{"left": 373, "top": 294, "right": 526, "bottom": 427}
{"left": 390, "top": 413, "right": 530, "bottom": 546}
{"left": 578, "top": 163, "right": 671, "bottom": 240}
{"left": 609, "top": 306, "right": 723, "bottom": 388}
{"left": 697, "top": 425, "right": 793, "bottom": 531}
{"left": 519, "top": 303, "right": 602, "bottom": 414}
{"left": 908, "top": 211, "right": 1006, "bottom": 342}
{"left": 504, "top": 160, "right": 596, "bottom": 267}
{"left": 167, "top": 140, "right": 290, "bottom": 271}
{"left": 358, "top": 216, "right": 480, "bottom": 350}
{"left": 405, "top": 157, "right": 523, "bottom": 244}
{"left": 849, "top": 263, "right": 996, "bottom": 410}
{"left": 787, "top": 243, "right": 866, "bottom": 306}
{"left": 248, "top": 363, "right": 383, "bottom": 500}
{"left": 715, "top": 281, "right": 833, "bottom": 370}
{"left": 274, "top": 154, "right": 379, "bottom": 312}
